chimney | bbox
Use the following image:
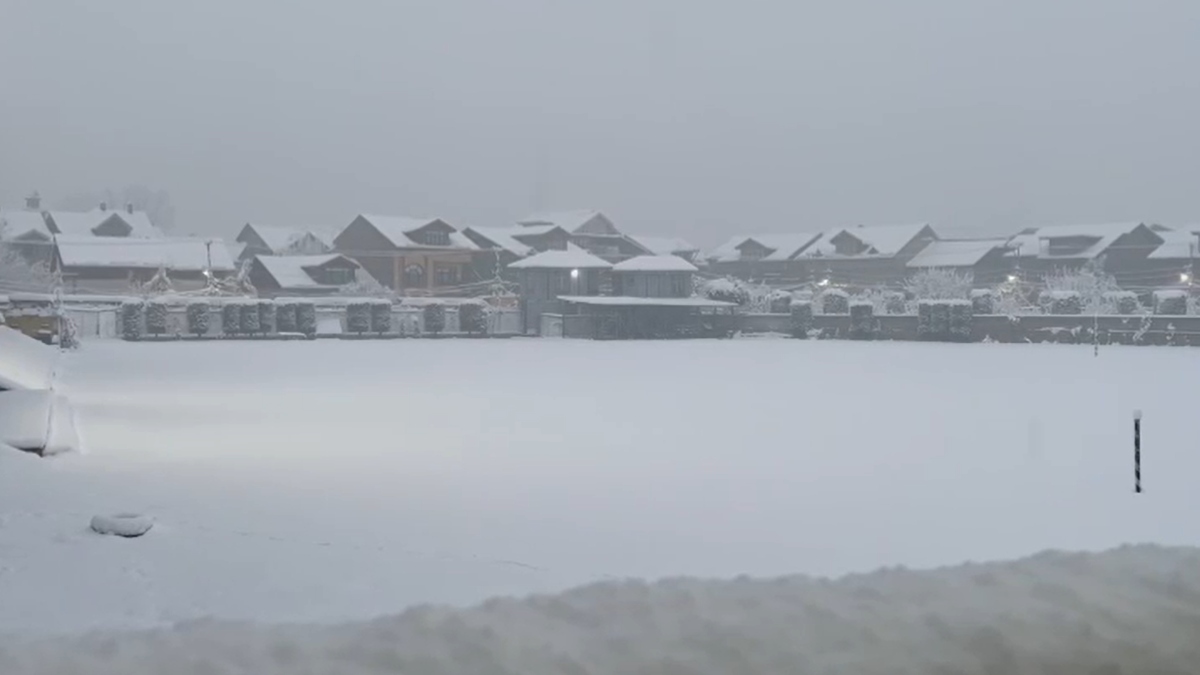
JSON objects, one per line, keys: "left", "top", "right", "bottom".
{"left": 99, "top": 201, "right": 107, "bottom": 212}
{"left": 126, "top": 202, "right": 134, "bottom": 215}
{"left": 24, "top": 190, "right": 41, "bottom": 211}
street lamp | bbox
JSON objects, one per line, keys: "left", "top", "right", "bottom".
{"left": 570, "top": 268, "right": 579, "bottom": 295}
{"left": 1181, "top": 272, "right": 1191, "bottom": 284}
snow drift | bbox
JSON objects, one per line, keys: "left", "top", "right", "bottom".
{"left": 0, "top": 325, "right": 58, "bottom": 390}
{"left": 0, "top": 389, "right": 80, "bottom": 455}
{"left": 2, "top": 545, "right": 1198, "bottom": 675}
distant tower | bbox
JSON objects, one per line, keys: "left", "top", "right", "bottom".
{"left": 24, "top": 190, "right": 41, "bottom": 210}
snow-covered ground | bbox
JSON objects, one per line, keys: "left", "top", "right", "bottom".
{"left": 2, "top": 339, "right": 1198, "bottom": 671}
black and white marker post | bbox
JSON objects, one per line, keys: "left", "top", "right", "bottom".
{"left": 1133, "top": 410, "right": 1142, "bottom": 494}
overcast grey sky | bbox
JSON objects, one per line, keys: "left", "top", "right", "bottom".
{"left": 3, "top": 0, "right": 1198, "bottom": 245}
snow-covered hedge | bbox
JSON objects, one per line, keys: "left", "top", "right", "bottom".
{"left": 459, "top": 301, "right": 487, "bottom": 335}
{"left": 970, "top": 289, "right": 995, "bottom": 315}
{"left": 918, "top": 300, "right": 972, "bottom": 342}
{"left": 1043, "top": 290, "right": 1082, "bottom": 315}
{"left": 789, "top": 301, "right": 813, "bottom": 338}
{"left": 1154, "top": 290, "right": 1188, "bottom": 315}
{"left": 884, "top": 291, "right": 907, "bottom": 315}
{"left": 257, "top": 301, "right": 276, "bottom": 333}
{"left": 120, "top": 301, "right": 144, "bottom": 341}
{"left": 346, "top": 302, "right": 371, "bottom": 334}
{"left": 906, "top": 269, "right": 971, "bottom": 301}
{"left": 296, "top": 302, "right": 317, "bottom": 337}
{"left": 275, "top": 302, "right": 297, "bottom": 333}
{"left": 1104, "top": 291, "right": 1140, "bottom": 315}
{"left": 370, "top": 300, "right": 392, "bottom": 334}
{"left": 221, "top": 303, "right": 241, "bottom": 335}
{"left": 145, "top": 300, "right": 168, "bottom": 336}
{"left": 701, "top": 277, "right": 751, "bottom": 306}
{"left": 186, "top": 302, "right": 210, "bottom": 337}
{"left": 240, "top": 303, "right": 261, "bottom": 334}
{"left": 849, "top": 301, "right": 875, "bottom": 340}
{"left": 821, "top": 289, "right": 849, "bottom": 314}
{"left": 423, "top": 303, "right": 446, "bottom": 335}
{"left": 767, "top": 289, "right": 792, "bottom": 314}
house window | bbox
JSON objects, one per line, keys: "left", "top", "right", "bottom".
{"left": 434, "top": 264, "right": 460, "bottom": 286}
{"left": 416, "top": 230, "right": 450, "bottom": 246}
{"left": 324, "top": 267, "right": 354, "bottom": 285}
{"left": 404, "top": 264, "right": 425, "bottom": 288}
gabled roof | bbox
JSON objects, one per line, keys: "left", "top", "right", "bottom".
{"left": 239, "top": 224, "right": 334, "bottom": 253}
{"left": 0, "top": 210, "right": 51, "bottom": 241}
{"left": 612, "top": 255, "right": 698, "bottom": 272}
{"left": 906, "top": 238, "right": 1010, "bottom": 268}
{"left": 356, "top": 215, "right": 477, "bottom": 250}
{"left": 803, "top": 223, "right": 932, "bottom": 258}
{"left": 708, "top": 233, "right": 821, "bottom": 263}
{"left": 255, "top": 254, "right": 355, "bottom": 289}
{"left": 627, "top": 235, "right": 699, "bottom": 256}
{"left": 1147, "top": 229, "right": 1200, "bottom": 260}
{"left": 464, "top": 225, "right": 562, "bottom": 257}
{"left": 54, "top": 235, "right": 235, "bottom": 271}
{"left": 45, "top": 208, "right": 163, "bottom": 238}
{"left": 507, "top": 246, "right": 612, "bottom": 269}
{"left": 517, "top": 210, "right": 604, "bottom": 233}
{"left": 1006, "top": 222, "right": 1145, "bottom": 259}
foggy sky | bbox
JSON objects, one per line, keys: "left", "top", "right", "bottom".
{"left": 3, "top": 0, "right": 1199, "bottom": 246}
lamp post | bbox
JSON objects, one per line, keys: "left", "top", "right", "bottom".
{"left": 570, "top": 268, "right": 579, "bottom": 295}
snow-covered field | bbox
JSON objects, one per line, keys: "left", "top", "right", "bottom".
{"left": 2, "top": 338, "right": 1199, "bottom": 672}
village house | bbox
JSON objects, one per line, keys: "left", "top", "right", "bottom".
{"left": 0, "top": 193, "right": 54, "bottom": 264}
{"left": 51, "top": 235, "right": 235, "bottom": 294}
{"left": 234, "top": 224, "right": 336, "bottom": 262}
{"left": 706, "top": 233, "right": 823, "bottom": 280}
{"left": 461, "top": 224, "right": 572, "bottom": 278}
{"left": 1136, "top": 228, "right": 1199, "bottom": 289}
{"left": 1004, "top": 223, "right": 1168, "bottom": 286}
{"left": 516, "top": 211, "right": 651, "bottom": 263}
{"left": 626, "top": 235, "right": 702, "bottom": 264}
{"left": 44, "top": 202, "right": 163, "bottom": 239}
{"left": 904, "top": 238, "right": 1014, "bottom": 286}
{"left": 332, "top": 215, "right": 479, "bottom": 295}
{"left": 508, "top": 247, "right": 612, "bottom": 334}
{"left": 247, "top": 254, "right": 362, "bottom": 297}
{"left": 797, "top": 223, "right": 938, "bottom": 289}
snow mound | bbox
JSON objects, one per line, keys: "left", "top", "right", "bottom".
{"left": 2, "top": 545, "right": 1198, "bottom": 674}
{"left": 89, "top": 513, "right": 155, "bottom": 538}
{"left": 0, "top": 390, "right": 80, "bottom": 455}
{"left": 0, "top": 326, "right": 58, "bottom": 390}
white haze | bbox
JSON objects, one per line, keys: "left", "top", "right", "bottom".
{"left": 3, "top": 0, "right": 1200, "bottom": 245}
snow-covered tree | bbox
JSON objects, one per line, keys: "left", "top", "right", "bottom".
{"left": 1043, "top": 258, "right": 1120, "bottom": 314}
{"left": 789, "top": 302, "right": 813, "bottom": 338}
{"left": 296, "top": 302, "right": 317, "bottom": 336}
{"left": 700, "top": 277, "right": 751, "bottom": 306}
{"left": 186, "top": 301, "right": 211, "bottom": 336}
{"left": 905, "top": 269, "right": 972, "bottom": 301}
{"left": 0, "top": 241, "right": 53, "bottom": 292}
{"left": 120, "top": 301, "right": 144, "bottom": 341}
{"left": 820, "top": 288, "right": 849, "bottom": 314}
{"left": 459, "top": 300, "right": 488, "bottom": 335}
{"left": 337, "top": 269, "right": 393, "bottom": 298}
{"left": 274, "top": 302, "right": 298, "bottom": 333}
{"left": 370, "top": 300, "right": 392, "bottom": 334}
{"left": 346, "top": 302, "right": 371, "bottom": 333}
{"left": 423, "top": 303, "right": 446, "bottom": 335}
{"left": 1154, "top": 290, "right": 1187, "bottom": 315}
{"left": 145, "top": 300, "right": 169, "bottom": 335}
{"left": 139, "top": 265, "right": 174, "bottom": 296}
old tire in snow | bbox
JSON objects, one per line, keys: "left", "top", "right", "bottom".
{"left": 90, "top": 513, "right": 154, "bottom": 538}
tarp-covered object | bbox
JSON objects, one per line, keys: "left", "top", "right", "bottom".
{"left": 0, "top": 326, "right": 57, "bottom": 390}
{"left": 0, "top": 389, "right": 80, "bottom": 455}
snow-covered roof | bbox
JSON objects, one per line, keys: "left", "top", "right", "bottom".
{"left": 357, "top": 215, "right": 477, "bottom": 250}
{"left": 803, "top": 223, "right": 931, "bottom": 258}
{"left": 464, "top": 226, "right": 543, "bottom": 256}
{"left": 516, "top": 210, "right": 602, "bottom": 232}
{"left": 1006, "top": 222, "right": 1143, "bottom": 259}
{"left": 46, "top": 208, "right": 163, "bottom": 238}
{"left": 0, "top": 210, "right": 51, "bottom": 241}
{"left": 906, "top": 239, "right": 1009, "bottom": 268}
{"left": 627, "top": 235, "right": 699, "bottom": 256}
{"left": 226, "top": 241, "right": 248, "bottom": 261}
{"left": 1147, "top": 229, "right": 1200, "bottom": 260}
{"left": 507, "top": 247, "right": 612, "bottom": 269}
{"left": 709, "top": 233, "right": 821, "bottom": 263}
{"left": 558, "top": 295, "right": 735, "bottom": 307}
{"left": 54, "top": 235, "right": 236, "bottom": 271}
{"left": 241, "top": 224, "right": 333, "bottom": 253}
{"left": 612, "top": 255, "right": 698, "bottom": 272}
{"left": 255, "top": 254, "right": 349, "bottom": 289}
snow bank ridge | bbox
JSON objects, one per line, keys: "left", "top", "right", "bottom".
{"left": 2, "top": 544, "right": 1198, "bottom": 675}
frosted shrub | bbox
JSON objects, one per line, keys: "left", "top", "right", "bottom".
{"left": 1043, "top": 290, "right": 1082, "bottom": 315}
{"left": 1154, "top": 290, "right": 1187, "bottom": 315}
{"left": 423, "top": 303, "right": 446, "bottom": 335}
{"left": 767, "top": 289, "right": 792, "bottom": 314}
{"left": 370, "top": 300, "right": 392, "bottom": 334}
{"left": 186, "top": 301, "right": 210, "bottom": 336}
{"left": 346, "top": 302, "right": 371, "bottom": 334}
{"left": 275, "top": 302, "right": 297, "bottom": 333}
{"left": 1044, "top": 258, "right": 1120, "bottom": 314}
{"left": 789, "top": 301, "right": 813, "bottom": 338}
{"left": 948, "top": 300, "right": 973, "bottom": 342}
{"left": 257, "top": 301, "right": 276, "bottom": 333}
{"left": 821, "top": 288, "right": 849, "bottom": 314}
{"left": 884, "top": 291, "right": 907, "bottom": 315}
{"left": 296, "top": 302, "right": 317, "bottom": 337}
{"left": 970, "top": 289, "right": 995, "bottom": 315}
{"left": 240, "top": 302, "right": 261, "bottom": 333}
{"left": 145, "top": 300, "right": 168, "bottom": 335}
{"left": 1105, "top": 291, "right": 1140, "bottom": 315}
{"left": 119, "top": 301, "right": 144, "bottom": 341}
{"left": 459, "top": 301, "right": 487, "bottom": 335}
{"left": 849, "top": 301, "right": 875, "bottom": 340}
{"left": 701, "top": 277, "right": 751, "bottom": 306}
{"left": 906, "top": 269, "right": 971, "bottom": 301}
{"left": 221, "top": 303, "right": 241, "bottom": 335}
